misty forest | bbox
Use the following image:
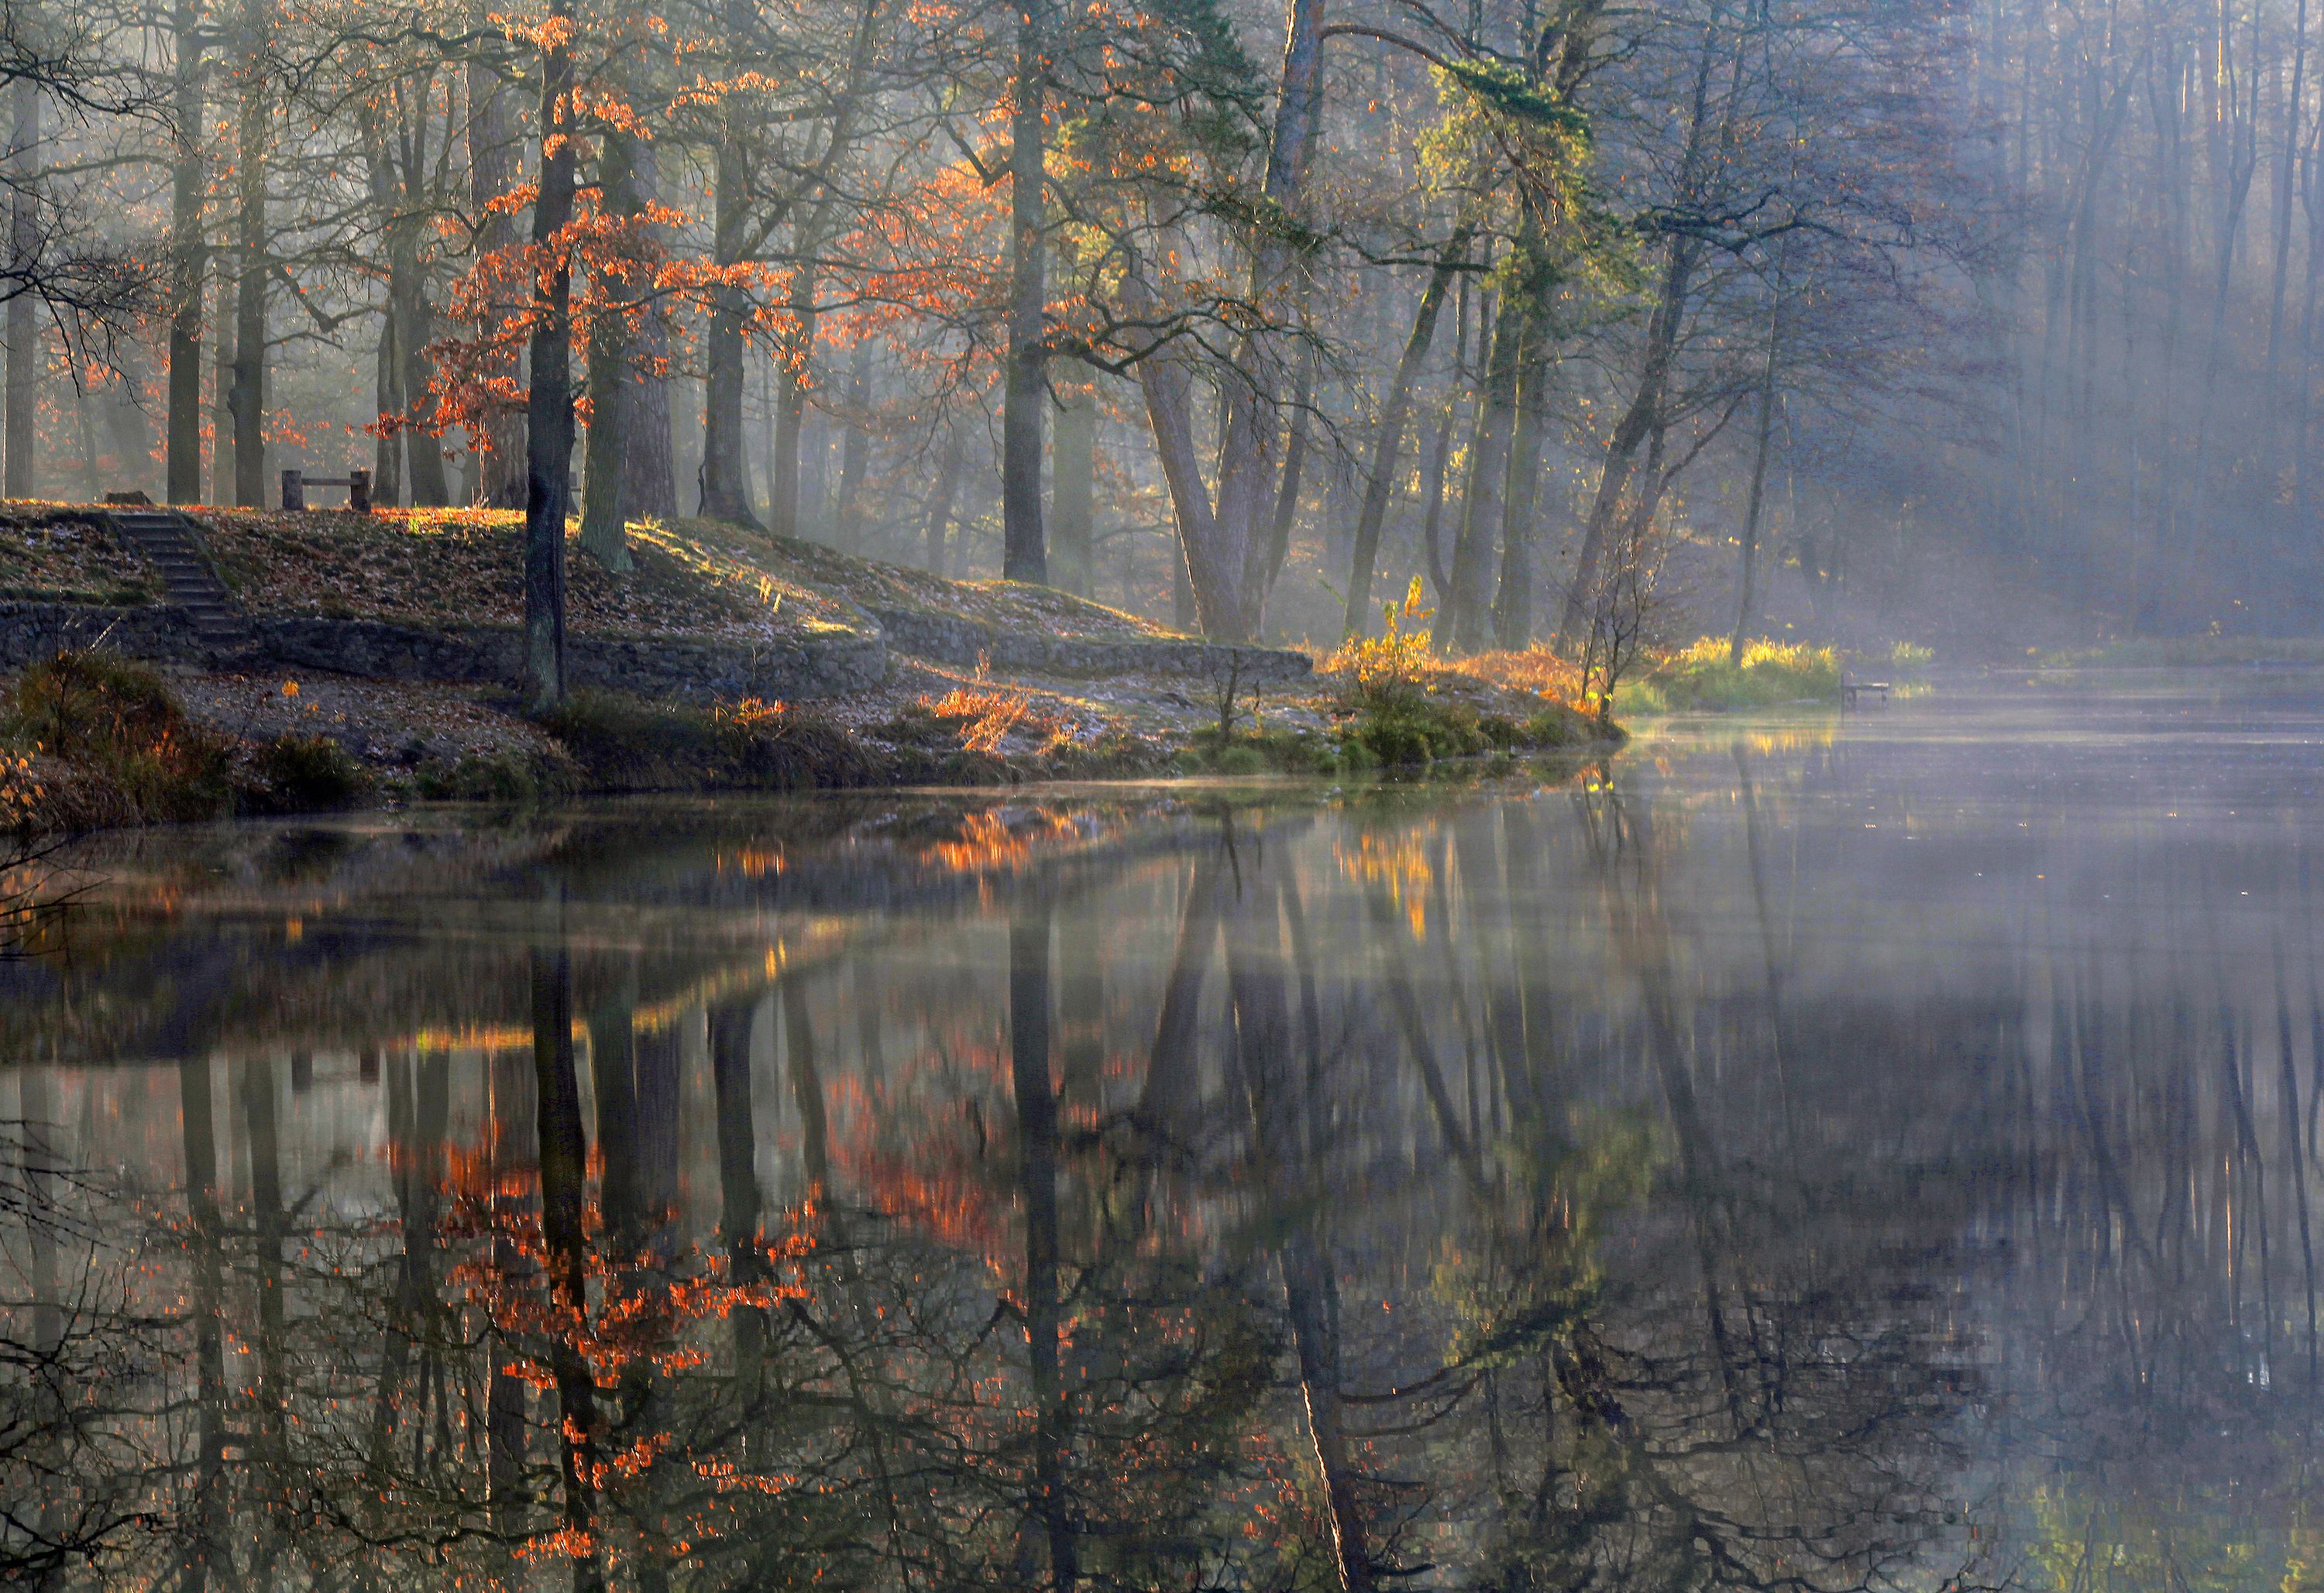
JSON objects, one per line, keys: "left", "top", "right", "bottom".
{"left": 0, "top": 0, "right": 2311, "bottom": 654}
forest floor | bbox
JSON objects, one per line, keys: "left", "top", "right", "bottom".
{"left": 0, "top": 503, "right": 1613, "bottom": 832}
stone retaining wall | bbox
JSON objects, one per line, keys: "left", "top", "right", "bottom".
{"left": 0, "top": 596, "right": 1295, "bottom": 699}
{"left": 254, "top": 616, "right": 887, "bottom": 700}
{"left": 866, "top": 604, "right": 1312, "bottom": 683}
{"left": 0, "top": 602, "right": 885, "bottom": 700}
{"left": 0, "top": 601, "right": 204, "bottom": 666}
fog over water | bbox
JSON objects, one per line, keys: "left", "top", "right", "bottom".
{"left": 3, "top": 678, "right": 2322, "bottom": 1589}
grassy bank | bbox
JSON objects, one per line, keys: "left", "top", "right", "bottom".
{"left": 0, "top": 642, "right": 1610, "bottom": 835}
{"left": 1179, "top": 603, "right": 1619, "bottom": 776}
{"left": 1600, "top": 637, "right": 1934, "bottom": 714}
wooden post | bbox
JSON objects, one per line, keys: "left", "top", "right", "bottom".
{"left": 348, "top": 466, "right": 371, "bottom": 513}
{"left": 280, "top": 468, "right": 304, "bottom": 511}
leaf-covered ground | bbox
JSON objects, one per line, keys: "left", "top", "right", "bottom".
{"left": 0, "top": 502, "right": 160, "bottom": 605}
{"left": 671, "top": 518, "right": 1174, "bottom": 637}
{"left": 191, "top": 509, "right": 860, "bottom": 640}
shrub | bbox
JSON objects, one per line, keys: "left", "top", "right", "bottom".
{"left": 1624, "top": 637, "right": 1841, "bottom": 713}
{"left": 415, "top": 750, "right": 545, "bottom": 802}
{"left": 1341, "top": 697, "right": 1502, "bottom": 766}
{"left": 1323, "top": 577, "right": 1439, "bottom": 713}
{"left": 538, "top": 688, "right": 872, "bottom": 791}
{"left": 1182, "top": 721, "right": 1340, "bottom": 775}
{"left": 249, "top": 733, "right": 369, "bottom": 812}
{"left": 920, "top": 685, "right": 1062, "bottom": 754}
{"left": 539, "top": 689, "right": 711, "bottom": 776}
{"left": 709, "top": 696, "right": 871, "bottom": 788}
{"left": 6, "top": 651, "right": 235, "bottom": 827}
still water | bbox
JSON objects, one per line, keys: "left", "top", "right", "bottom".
{"left": 5, "top": 678, "right": 2322, "bottom": 1591}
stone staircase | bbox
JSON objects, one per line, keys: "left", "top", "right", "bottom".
{"left": 105, "top": 509, "right": 255, "bottom": 657}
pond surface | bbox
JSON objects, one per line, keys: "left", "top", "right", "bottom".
{"left": 5, "top": 676, "right": 2324, "bottom": 1591}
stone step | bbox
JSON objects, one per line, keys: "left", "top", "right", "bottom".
{"left": 102, "top": 510, "right": 253, "bottom": 643}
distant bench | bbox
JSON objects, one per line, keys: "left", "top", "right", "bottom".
{"left": 1842, "top": 674, "right": 1890, "bottom": 707}
{"left": 282, "top": 468, "right": 373, "bottom": 513}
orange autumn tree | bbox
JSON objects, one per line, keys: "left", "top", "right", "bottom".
{"left": 426, "top": 0, "right": 772, "bottom": 707}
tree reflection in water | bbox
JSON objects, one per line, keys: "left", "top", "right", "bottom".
{"left": 0, "top": 749, "right": 2319, "bottom": 1591}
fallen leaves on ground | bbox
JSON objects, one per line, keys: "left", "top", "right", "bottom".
{"left": 191, "top": 508, "right": 854, "bottom": 640}
{"left": 0, "top": 506, "right": 160, "bottom": 604}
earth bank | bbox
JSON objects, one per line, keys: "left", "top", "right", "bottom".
{"left": 0, "top": 503, "right": 1613, "bottom": 830}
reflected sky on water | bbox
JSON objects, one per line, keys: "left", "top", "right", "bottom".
{"left": 5, "top": 676, "right": 2324, "bottom": 1591}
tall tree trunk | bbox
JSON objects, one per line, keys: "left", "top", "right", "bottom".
{"left": 531, "top": 946, "right": 607, "bottom": 1593}
{"left": 700, "top": 43, "right": 758, "bottom": 525}
{"left": 1490, "top": 261, "right": 1555, "bottom": 651}
{"left": 74, "top": 383, "right": 98, "bottom": 498}
{"left": 1010, "top": 908, "right": 1075, "bottom": 1589}
{"left": 768, "top": 269, "right": 813, "bottom": 541}
{"left": 211, "top": 264, "right": 232, "bottom": 504}
{"left": 1132, "top": 0, "right": 1327, "bottom": 637}
{"left": 1172, "top": 534, "right": 1195, "bottom": 627}
{"left": 1418, "top": 393, "right": 1457, "bottom": 609}
{"left": 486, "top": 1045, "right": 535, "bottom": 1543}
{"left": 359, "top": 107, "right": 406, "bottom": 505}
{"left": 369, "top": 85, "right": 449, "bottom": 506}
{"left": 1002, "top": 0, "right": 1049, "bottom": 585}
{"left": 1556, "top": 242, "right": 1695, "bottom": 651}
{"left": 621, "top": 135, "right": 676, "bottom": 521}
{"left": 240, "top": 1056, "right": 290, "bottom": 1588}
{"left": 583, "top": 129, "right": 672, "bottom": 568}
{"left": 524, "top": 2, "right": 577, "bottom": 711}
{"left": 831, "top": 339, "right": 871, "bottom": 544}
{"left": 2182, "top": 12, "right": 2260, "bottom": 572}
{"left": 1446, "top": 282, "right": 1523, "bottom": 652}
{"left": 5, "top": 78, "right": 37, "bottom": 498}
{"left": 1214, "top": 0, "right": 1328, "bottom": 633}
{"left": 1135, "top": 331, "right": 1243, "bottom": 631}
{"left": 710, "top": 1001, "right": 767, "bottom": 1419}
{"left": 166, "top": 2, "right": 205, "bottom": 503}
{"left": 924, "top": 428, "right": 962, "bottom": 573}
{"left": 579, "top": 133, "right": 638, "bottom": 572}
{"left": 466, "top": 37, "right": 525, "bottom": 506}
{"left": 1052, "top": 362, "right": 1095, "bottom": 595}
{"left": 373, "top": 311, "right": 404, "bottom": 506}
{"left": 1226, "top": 877, "right": 1373, "bottom": 1593}
{"left": 394, "top": 249, "right": 450, "bottom": 504}
{"left": 1728, "top": 294, "right": 1783, "bottom": 663}
{"left": 176, "top": 1058, "right": 230, "bottom": 1593}
{"left": 2259, "top": 0, "right": 2296, "bottom": 464}
{"left": 229, "top": 0, "right": 270, "bottom": 506}
{"left": 737, "top": 0, "right": 883, "bottom": 538}
{"left": 1257, "top": 341, "right": 1315, "bottom": 626}
{"left": 1343, "top": 232, "right": 1465, "bottom": 637}
{"left": 2296, "top": 115, "right": 2324, "bottom": 527}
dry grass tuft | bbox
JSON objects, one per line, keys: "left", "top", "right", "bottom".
{"left": 920, "top": 685, "right": 1062, "bottom": 754}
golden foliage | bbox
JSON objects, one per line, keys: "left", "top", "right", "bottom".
{"left": 1323, "top": 577, "right": 1438, "bottom": 706}
{"left": 923, "top": 685, "right": 1037, "bottom": 754}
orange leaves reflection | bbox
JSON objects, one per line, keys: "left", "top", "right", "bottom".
{"left": 1336, "top": 829, "right": 1435, "bottom": 942}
